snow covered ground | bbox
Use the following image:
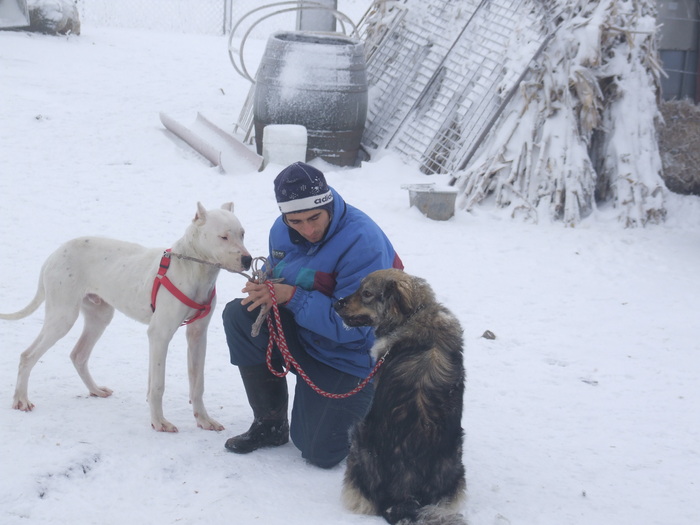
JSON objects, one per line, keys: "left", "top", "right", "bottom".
{"left": 1, "top": 11, "right": 700, "bottom": 525}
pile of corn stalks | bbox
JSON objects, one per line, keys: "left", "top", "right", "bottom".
{"left": 451, "top": 0, "right": 667, "bottom": 226}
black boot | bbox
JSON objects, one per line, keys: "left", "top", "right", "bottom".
{"left": 225, "top": 364, "right": 289, "bottom": 454}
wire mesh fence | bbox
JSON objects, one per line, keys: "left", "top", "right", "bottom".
{"left": 74, "top": 0, "right": 306, "bottom": 35}
{"left": 360, "top": 0, "right": 552, "bottom": 175}
{"left": 75, "top": 0, "right": 228, "bottom": 34}
{"left": 74, "top": 0, "right": 363, "bottom": 36}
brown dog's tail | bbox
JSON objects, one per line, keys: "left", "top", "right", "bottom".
{"left": 0, "top": 276, "right": 45, "bottom": 320}
{"left": 386, "top": 504, "right": 467, "bottom": 525}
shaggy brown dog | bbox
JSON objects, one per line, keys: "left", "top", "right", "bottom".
{"left": 334, "top": 269, "right": 466, "bottom": 525}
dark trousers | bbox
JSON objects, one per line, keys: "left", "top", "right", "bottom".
{"left": 222, "top": 299, "right": 374, "bottom": 468}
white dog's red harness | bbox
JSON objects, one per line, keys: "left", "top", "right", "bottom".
{"left": 150, "top": 249, "right": 215, "bottom": 325}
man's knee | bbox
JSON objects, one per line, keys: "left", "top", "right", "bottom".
{"left": 223, "top": 298, "right": 253, "bottom": 328}
{"left": 296, "top": 432, "right": 349, "bottom": 469}
{"left": 290, "top": 388, "right": 373, "bottom": 469}
{"left": 222, "top": 299, "right": 265, "bottom": 366}
{"left": 222, "top": 299, "right": 240, "bottom": 330}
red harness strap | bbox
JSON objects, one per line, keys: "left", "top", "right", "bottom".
{"left": 151, "top": 249, "right": 215, "bottom": 326}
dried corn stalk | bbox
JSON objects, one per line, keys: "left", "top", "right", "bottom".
{"left": 452, "top": 0, "right": 667, "bottom": 226}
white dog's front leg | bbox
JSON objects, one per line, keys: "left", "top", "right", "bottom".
{"left": 147, "top": 317, "right": 179, "bottom": 432}
{"left": 186, "top": 316, "right": 224, "bottom": 431}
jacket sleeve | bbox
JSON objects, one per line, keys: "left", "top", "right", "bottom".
{"left": 283, "top": 235, "right": 394, "bottom": 347}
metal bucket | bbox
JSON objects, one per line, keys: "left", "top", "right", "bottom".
{"left": 253, "top": 31, "right": 368, "bottom": 167}
{"left": 404, "top": 184, "right": 458, "bottom": 221}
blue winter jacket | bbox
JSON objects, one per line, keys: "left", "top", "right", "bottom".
{"left": 268, "top": 187, "right": 403, "bottom": 378}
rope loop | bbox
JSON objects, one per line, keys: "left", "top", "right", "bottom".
{"left": 263, "top": 280, "right": 384, "bottom": 399}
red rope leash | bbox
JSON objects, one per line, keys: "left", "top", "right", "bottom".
{"left": 263, "top": 280, "right": 384, "bottom": 399}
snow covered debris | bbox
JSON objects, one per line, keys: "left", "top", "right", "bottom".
{"left": 451, "top": 0, "right": 667, "bottom": 226}
{"left": 28, "top": 0, "right": 81, "bottom": 35}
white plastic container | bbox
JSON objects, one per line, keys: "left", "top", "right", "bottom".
{"left": 262, "top": 124, "right": 308, "bottom": 168}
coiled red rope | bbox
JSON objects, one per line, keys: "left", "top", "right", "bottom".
{"left": 263, "top": 280, "right": 384, "bottom": 399}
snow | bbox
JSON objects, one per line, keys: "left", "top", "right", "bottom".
{"left": 2, "top": 15, "right": 700, "bottom": 525}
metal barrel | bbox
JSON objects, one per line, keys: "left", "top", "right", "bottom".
{"left": 253, "top": 31, "right": 368, "bottom": 167}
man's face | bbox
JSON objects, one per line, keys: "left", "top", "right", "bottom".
{"left": 284, "top": 209, "right": 331, "bottom": 243}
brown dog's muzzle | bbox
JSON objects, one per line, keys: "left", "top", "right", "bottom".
{"left": 333, "top": 297, "right": 347, "bottom": 312}
{"left": 334, "top": 297, "right": 374, "bottom": 327}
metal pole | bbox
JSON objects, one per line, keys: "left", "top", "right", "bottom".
{"left": 296, "top": 0, "right": 337, "bottom": 32}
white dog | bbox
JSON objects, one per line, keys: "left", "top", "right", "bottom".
{"left": 1, "top": 202, "right": 251, "bottom": 433}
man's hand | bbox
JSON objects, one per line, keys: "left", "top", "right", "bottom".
{"left": 241, "top": 282, "right": 296, "bottom": 312}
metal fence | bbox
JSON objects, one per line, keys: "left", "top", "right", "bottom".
{"left": 74, "top": 0, "right": 297, "bottom": 35}
{"left": 656, "top": 0, "right": 699, "bottom": 101}
{"left": 75, "top": 0, "right": 225, "bottom": 34}
{"left": 74, "top": 0, "right": 362, "bottom": 36}
{"left": 360, "top": 0, "right": 552, "bottom": 174}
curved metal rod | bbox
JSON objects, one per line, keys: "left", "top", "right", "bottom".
{"left": 230, "top": 1, "right": 349, "bottom": 41}
{"left": 228, "top": 2, "right": 358, "bottom": 82}
{"left": 236, "top": 7, "right": 357, "bottom": 82}
{"left": 228, "top": 1, "right": 359, "bottom": 83}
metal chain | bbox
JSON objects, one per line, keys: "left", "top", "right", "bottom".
{"left": 167, "top": 251, "right": 225, "bottom": 269}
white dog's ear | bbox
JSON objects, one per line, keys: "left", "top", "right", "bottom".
{"left": 221, "top": 202, "right": 234, "bottom": 212}
{"left": 194, "top": 202, "right": 208, "bottom": 224}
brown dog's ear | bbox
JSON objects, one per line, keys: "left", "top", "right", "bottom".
{"left": 386, "top": 276, "right": 418, "bottom": 317}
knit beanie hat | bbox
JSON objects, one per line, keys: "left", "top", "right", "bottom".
{"left": 273, "top": 162, "right": 334, "bottom": 214}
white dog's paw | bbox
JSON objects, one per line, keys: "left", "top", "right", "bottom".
{"left": 195, "top": 414, "right": 224, "bottom": 431}
{"left": 12, "top": 396, "right": 35, "bottom": 411}
{"left": 152, "top": 419, "right": 179, "bottom": 433}
{"left": 89, "top": 386, "right": 113, "bottom": 398}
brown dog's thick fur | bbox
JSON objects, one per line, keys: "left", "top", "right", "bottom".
{"left": 334, "top": 269, "right": 466, "bottom": 525}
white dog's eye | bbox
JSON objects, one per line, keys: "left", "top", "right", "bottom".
{"left": 219, "top": 235, "right": 228, "bottom": 241}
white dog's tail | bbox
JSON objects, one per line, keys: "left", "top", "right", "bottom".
{"left": 0, "top": 277, "right": 45, "bottom": 320}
